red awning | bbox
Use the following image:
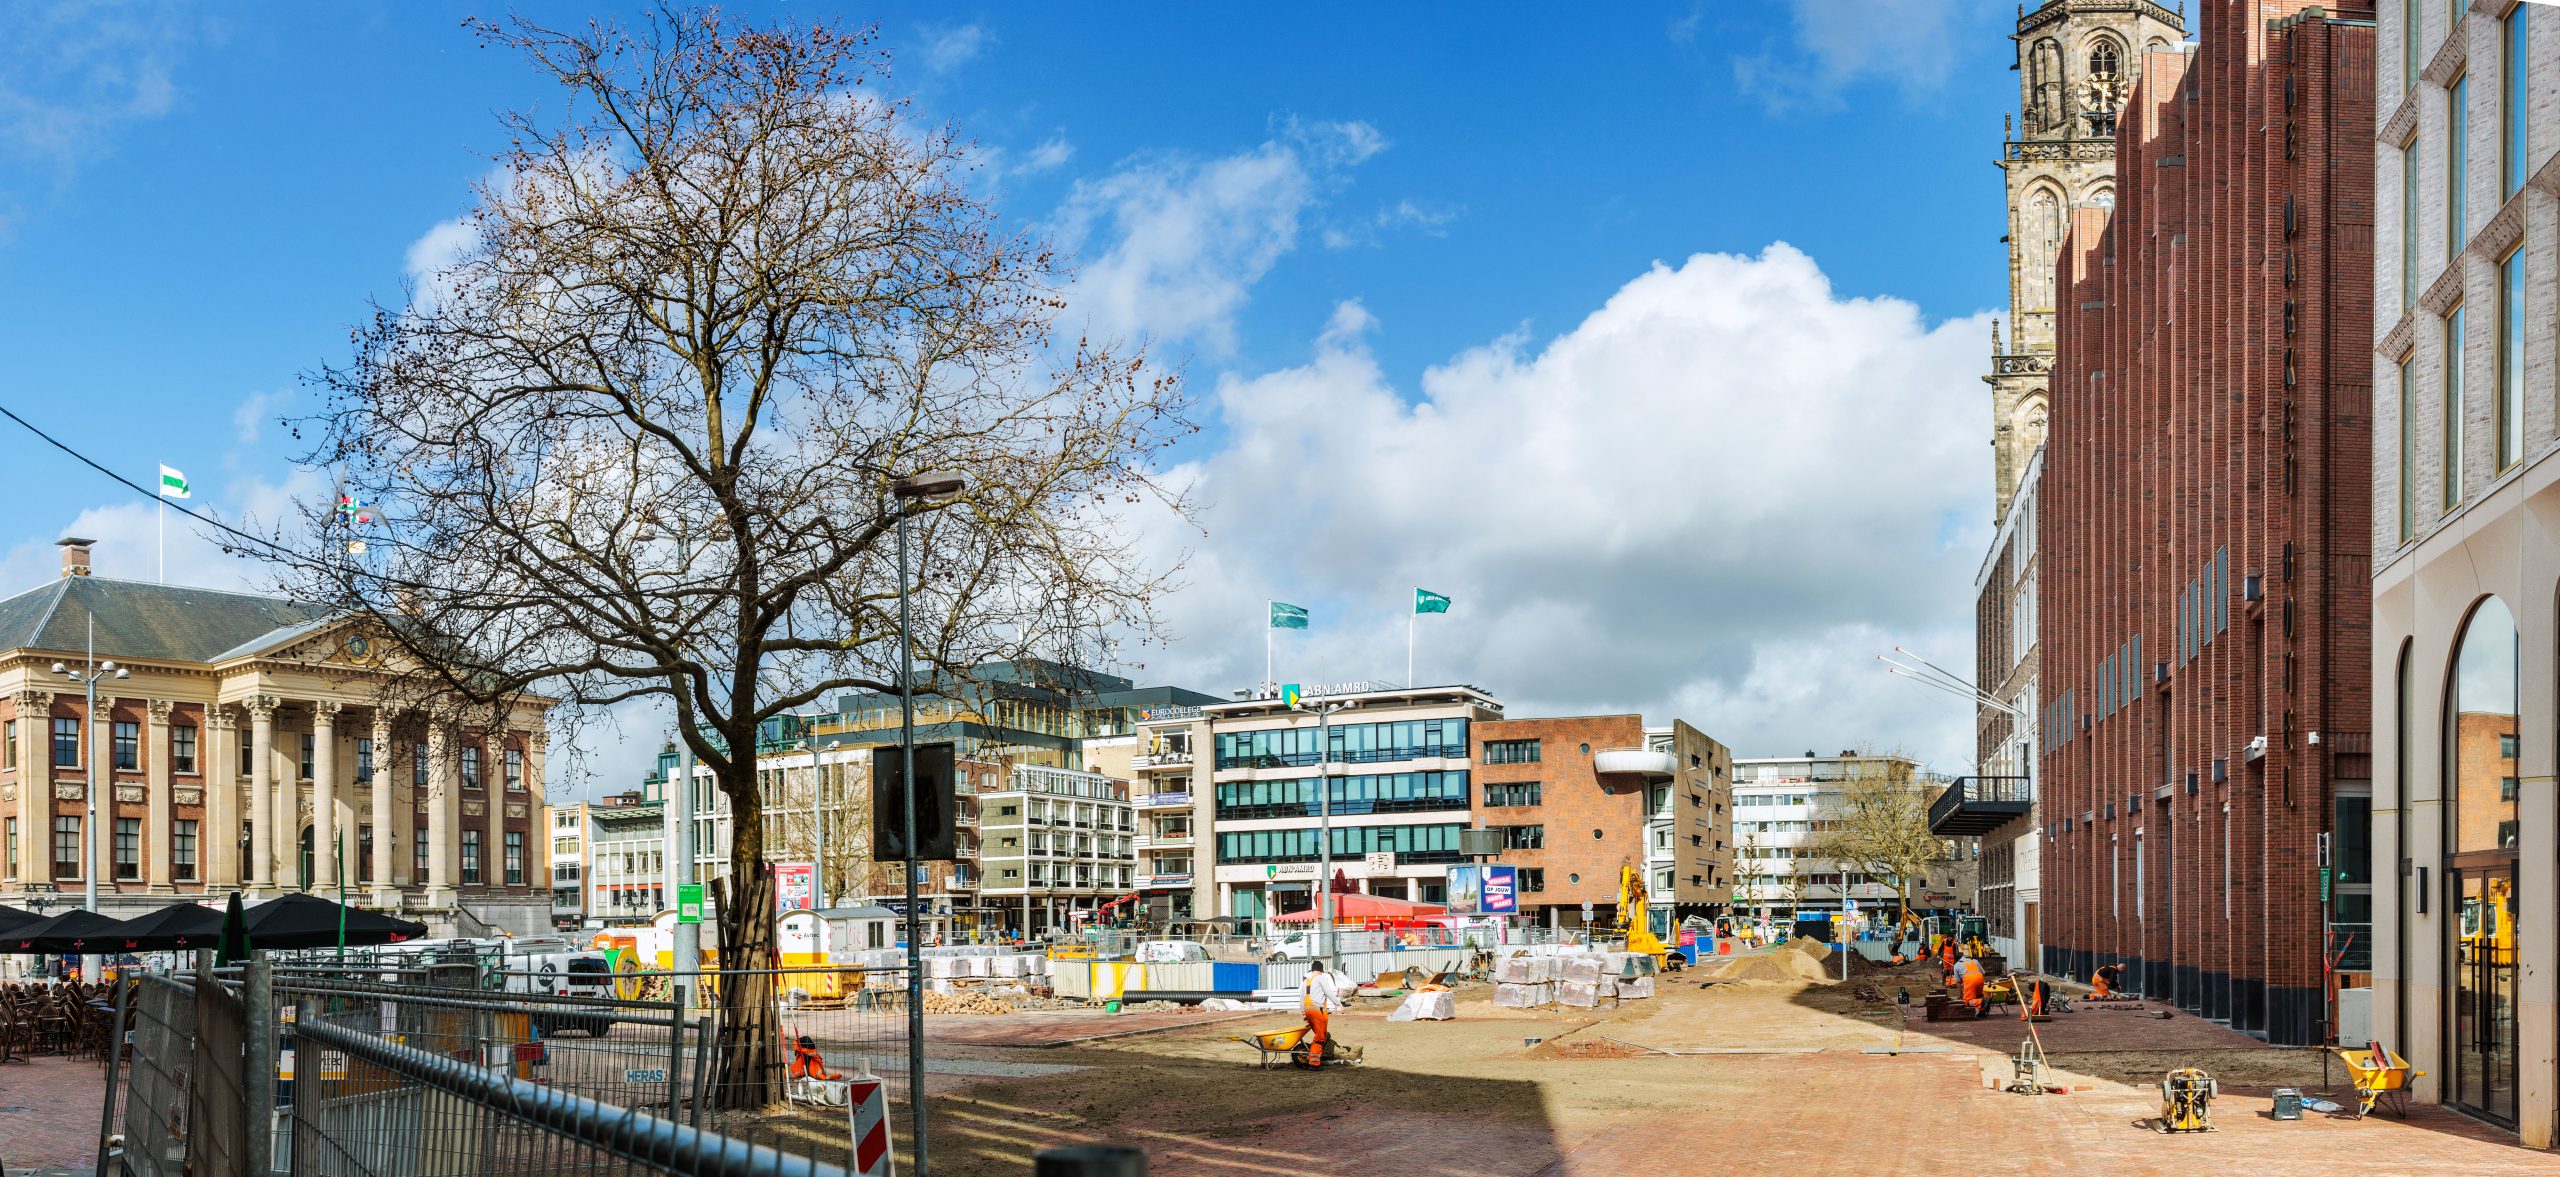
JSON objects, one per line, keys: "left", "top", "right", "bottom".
{"left": 1269, "top": 893, "right": 1449, "bottom": 923}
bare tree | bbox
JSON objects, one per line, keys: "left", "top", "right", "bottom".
{"left": 264, "top": 8, "right": 1190, "bottom": 1106}
{"left": 1803, "top": 751, "right": 1950, "bottom": 923}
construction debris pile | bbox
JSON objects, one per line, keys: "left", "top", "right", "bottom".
{"left": 917, "top": 991, "right": 1183, "bottom": 1015}
{"left": 1492, "top": 949, "right": 1658, "bottom": 1009}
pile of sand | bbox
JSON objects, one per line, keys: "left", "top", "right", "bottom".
{"left": 1705, "top": 938, "right": 1840, "bottom": 984}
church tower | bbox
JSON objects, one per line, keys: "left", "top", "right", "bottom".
{"left": 1988, "top": 1, "right": 2185, "bottom": 522}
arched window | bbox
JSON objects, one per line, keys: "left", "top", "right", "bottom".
{"left": 2090, "top": 41, "right": 2121, "bottom": 79}
{"left": 2444, "top": 595, "right": 2518, "bottom": 1123}
{"left": 2031, "top": 39, "right": 2066, "bottom": 131}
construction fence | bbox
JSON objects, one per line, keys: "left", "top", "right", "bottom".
{"left": 111, "top": 962, "right": 882, "bottom": 1176}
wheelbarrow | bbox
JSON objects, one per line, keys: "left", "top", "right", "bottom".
{"left": 1231, "top": 1025, "right": 1365, "bottom": 1070}
{"left": 2330, "top": 1043, "right": 2421, "bottom": 1119}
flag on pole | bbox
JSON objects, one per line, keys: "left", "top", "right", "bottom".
{"left": 1269, "top": 601, "right": 1309, "bottom": 629}
{"left": 157, "top": 465, "right": 190, "bottom": 500}
{"left": 1415, "top": 588, "right": 1451, "bottom": 614}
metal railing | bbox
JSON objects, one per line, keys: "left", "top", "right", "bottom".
{"left": 1926, "top": 774, "right": 2033, "bottom": 831}
{"left": 290, "top": 1015, "right": 850, "bottom": 1177}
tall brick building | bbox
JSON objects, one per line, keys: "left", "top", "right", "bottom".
{"left": 1472, "top": 715, "right": 1733, "bottom": 928}
{"left": 2038, "top": 2, "right": 2373, "bottom": 1046}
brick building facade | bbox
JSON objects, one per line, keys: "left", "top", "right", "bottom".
{"left": 1473, "top": 715, "right": 1732, "bottom": 927}
{"left": 2039, "top": 3, "right": 2374, "bottom": 1046}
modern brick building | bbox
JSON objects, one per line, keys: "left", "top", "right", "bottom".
{"left": 2037, "top": 2, "right": 2374, "bottom": 1047}
{"left": 2372, "top": 0, "right": 2560, "bottom": 1144}
{"left": 1471, "top": 715, "right": 1733, "bottom": 929}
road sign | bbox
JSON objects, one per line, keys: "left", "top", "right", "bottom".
{"left": 1581, "top": 901, "right": 1594, "bottom": 923}
{"left": 1844, "top": 898, "right": 1860, "bottom": 912}
{"left": 677, "top": 884, "right": 704, "bottom": 924}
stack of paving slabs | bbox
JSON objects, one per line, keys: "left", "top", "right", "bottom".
{"left": 1557, "top": 954, "right": 1605, "bottom": 1008}
{"left": 1493, "top": 952, "right": 1559, "bottom": 1008}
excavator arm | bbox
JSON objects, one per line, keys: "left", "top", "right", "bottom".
{"left": 1616, "top": 865, "right": 1673, "bottom": 963}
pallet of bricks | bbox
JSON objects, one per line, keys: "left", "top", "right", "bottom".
{"left": 1493, "top": 950, "right": 1656, "bottom": 1008}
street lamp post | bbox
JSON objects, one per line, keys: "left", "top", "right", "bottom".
{"left": 893, "top": 469, "right": 965, "bottom": 1177}
{"left": 54, "top": 614, "right": 128, "bottom": 982}
{"left": 1289, "top": 697, "right": 1349, "bottom": 959}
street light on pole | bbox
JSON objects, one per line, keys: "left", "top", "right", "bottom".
{"left": 54, "top": 613, "right": 128, "bottom": 982}
{"left": 893, "top": 469, "right": 965, "bottom": 1177}
{"left": 1288, "top": 695, "right": 1350, "bottom": 960}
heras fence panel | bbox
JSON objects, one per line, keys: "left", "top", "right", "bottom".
{"left": 122, "top": 973, "right": 199, "bottom": 1177}
{"left": 188, "top": 972, "right": 254, "bottom": 1177}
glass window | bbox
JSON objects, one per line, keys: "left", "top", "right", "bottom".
{"left": 4, "top": 817, "right": 13, "bottom": 877}
{"left": 2406, "top": 0, "right": 2424, "bottom": 98}
{"left": 3, "top": 719, "right": 12, "bottom": 770}
{"left": 506, "top": 748, "right": 525, "bottom": 790}
{"left": 414, "top": 743, "right": 428, "bottom": 787}
{"left": 2505, "top": 3, "right": 2529, "bottom": 201}
{"left": 2399, "top": 351, "right": 2417, "bottom": 541}
{"left": 52, "top": 717, "right": 78, "bottom": 767}
{"left": 1485, "top": 781, "right": 1543, "bottom": 807}
{"left": 2450, "top": 73, "right": 2470, "bottom": 254}
{"left": 416, "top": 823, "right": 431, "bottom": 877}
{"left": 240, "top": 734, "right": 253, "bottom": 778}
{"left": 114, "top": 817, "right": 139, "bottom": 879}
{"left": 461, "top": 746, "right": 482, "bottom": 789}
{"left": 2403, "top": 141, "right": 2421, "bottom": 313}
{"left": 462, "top": 830, "right": 482, "bottom": 884}
{"left": 112, "top": 721, "right": 138, "bottom": 770}
{"left": 2449, "top": 596, "right": 2520, "bottom": 853}
{"left": 1501, "top": 824, "right": 1545, "bottom": 850}
{"left": 52, "top": 815, "right": 80, "bottom": 878}
{"left": 300, "top": 733, "right": 314, "bottom": 780}
{"left": 172, "top": 724, "right": 197, "bottom": 774}
{"left": 2446, "top": 305, "right": 2467, "bottom": 509}
{"left": 1482, "top": 739, "right": 1542, "bottom": 765}
{"left": 356, "top": 738, "right": 372, "bottom": 783}
{"left": 2500, "top": 250, "right": 2524, "bottom": 472}
{"left": 505, "top": 831, "right": 525, "bottom": 885}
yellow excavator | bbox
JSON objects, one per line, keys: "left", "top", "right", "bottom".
{"left": 1615, "top": 864, "right": 1678, "bottom": 970}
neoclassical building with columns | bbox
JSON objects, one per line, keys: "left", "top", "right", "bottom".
{"left": 0, "top": 540, "right": 557, "bottom": 936}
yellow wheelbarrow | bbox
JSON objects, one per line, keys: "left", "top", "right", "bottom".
{"left": 1232, "top": 1026, "right": 1364, "bottom": 1070}
{"left": 2330, "top": 1044, "right": 2422, "bottom": 1119}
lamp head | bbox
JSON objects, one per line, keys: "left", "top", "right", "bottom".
{"left": 891, "top": 471, "right": 968, "bottom": 502}
{"left": 112, "top": 669, "right": 129, "bottom": 680}
{"left": 50, "top": 662, "right": 65, "bottom": 674}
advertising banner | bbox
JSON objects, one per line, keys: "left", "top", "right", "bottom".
{"left": 1450, "top": 864, "right": 1518, "bottom": 915}
{"left": 775, "top": 862, "right": 817, "bottom": 912}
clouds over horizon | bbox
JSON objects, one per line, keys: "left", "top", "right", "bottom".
{"left": 1119, "top": 245, "right": 1989, "bottom": 768}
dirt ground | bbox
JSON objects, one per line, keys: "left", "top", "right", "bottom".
{"left": 730, "top": 955, "right": 2552, "bottom": 1176}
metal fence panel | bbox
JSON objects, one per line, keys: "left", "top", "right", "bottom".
{"left": 189, "top": 972, "right": 251, "bottom": 1177}
{"left": 123, "top": 974, "right": 197, "bottom": 1177}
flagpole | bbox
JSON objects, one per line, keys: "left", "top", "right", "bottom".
{"left": 157, "top": 499, "right": 164, "bottom": 583}
{"left": 1265, "top": 602, "right": 1273, "bottom": 690}
{"left": 1407, "top": 602, "right": 1414, "bottom": 688}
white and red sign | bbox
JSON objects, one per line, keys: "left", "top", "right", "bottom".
{"left": 847, "top": 1065, "right": 894, "bottom": 1176}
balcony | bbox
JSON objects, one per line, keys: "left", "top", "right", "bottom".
{"left": 1593, "top": 749, "right": 1676, "bottom": 780}
{"left": 1138, "top": 791, "right": 1193, "bottom": 809}
{"left": 1132, "top": 750, "right": 1194, "bottom": 771}
{"left": 1135, "top": 832, "right": 1194, "bottom": 850}
{"left": 1141, "top": 873, "right": 1194, "bottom": 889}
{"left": 1927, "top": 775, "right": 2034, "bottom": 836}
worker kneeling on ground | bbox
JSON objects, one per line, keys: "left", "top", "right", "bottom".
{"left": 2092, "top": 962, "right": 2126, "bottom": 999}
{"left": 1958, "top": 954, "right": 1989, "bottom": 1018}
{"left": 1300, "top": 959, "right": 1344, "bottom": 1069}
{"left": 789, "top": 1034, "right": 842, "bottom": 1081}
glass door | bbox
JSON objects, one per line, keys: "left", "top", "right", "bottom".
{"left": 2451, "top": 866, "right": 2517, "bottom": 1125}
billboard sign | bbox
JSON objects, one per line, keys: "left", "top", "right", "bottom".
{"left": 775, "top": 863, "right": 817, "bottom": 912}
{"left": 1446, "top": 864, "right": 1519, "bottom": 915}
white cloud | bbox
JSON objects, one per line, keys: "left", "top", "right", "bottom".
{"left": 0, "top": 0, "right": 190, "bottom": 161}
{"left": 231, "top": 389, "right": 289, "bottom": 447}
{"left": 1054, "top": 119, "right": 1387, "bottom": 352}
{"left": 1128, "top": 244, "right": 1991, "bottom": 769}
{"left": 1322, "top": 198, "right": 1460, "bottom": 250}
{"left": 1735, "top": 0, "right": 1963, "bottom": 112}
{"left": 918, "top": 22, "right": 987, "bottom": 73}
{"left": 0, "top": 466, "right": 332, "bottom": 598}
{"left": 1022, "top": 134, "right": 1074, "bottom": 174}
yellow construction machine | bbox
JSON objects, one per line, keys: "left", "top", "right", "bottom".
{"left": 1614, "top": 865, "right": 1677, "bottom": 969}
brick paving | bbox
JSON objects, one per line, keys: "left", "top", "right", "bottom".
{"left": 0, "top": 1055, "right": 105, "bottom": 1176}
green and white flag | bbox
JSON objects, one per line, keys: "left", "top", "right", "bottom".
{"left": 157, "top": 465, "right": 190, "bottom": 500}
{"left": 1269, "top": 601, "right": 1309, "bottom": 629}
{"left": 1415, "top": 588, "right": 1451, "bottom": 614}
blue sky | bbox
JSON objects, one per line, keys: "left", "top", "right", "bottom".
{"left": 0, "top": 1, "right": 2034, "bottom": 794}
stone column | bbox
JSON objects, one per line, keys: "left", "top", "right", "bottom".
{"left": 11, "top": 691, "right": 46, "bottom": 884}
{"left": 312, "top": 701, "right": 339, "bottom": 897}
{"left": 145, "top": 700, "right": 173, "bottom": 892}
{"left": 526, "top": 729, "right": 550, "bottom": 892}
{"left": 425, "top": 725, "right": 455, "bottom": 905}
{"left": 205, "top": 707, "right": 238, "bottom": 890}
{"left": 370, "top": 711, "right": 395, "bottom": 904}
{"left": 247, "top": 696, "right": 276, "bottom": 891}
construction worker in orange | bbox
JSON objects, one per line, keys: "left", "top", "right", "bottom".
{"left": 1937, "top": 935, "right": 1959, "bottom": 986}
{"left": 1299, "top": 958, "right": 1345, "bottom": 1067}
{"left": 1958, "top": 953, "right": 1989, "bottom": 1017}
{"left": 2091, "top": 962, "right": 2126, "bottom": 998}
{"left": 788, "top": 1034, "right": 842, "bottom": 1082}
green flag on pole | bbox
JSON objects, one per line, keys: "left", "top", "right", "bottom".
{"left": 1269, "top": 601, "right": 1309, "bottom": 629}
{"left": 1415, "top": 589, "right": 1451, "bottom": 614}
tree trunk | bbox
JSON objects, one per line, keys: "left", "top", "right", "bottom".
{"left": 714, "top": 779, "right": 779, "bottom": 1109}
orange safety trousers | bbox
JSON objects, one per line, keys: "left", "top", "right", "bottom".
{"left": 790, "top": 1044, "right": 841, "bottom": 1081}
{"left": 1302, "top": 1009, "right": 1331, "bottom": 1066}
